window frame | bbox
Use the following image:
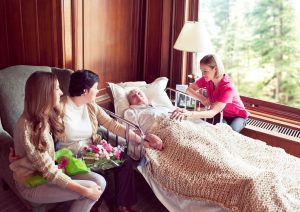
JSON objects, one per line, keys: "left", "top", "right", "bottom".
{"left": 194, "top": 0, "right": 300, "bottom": 130}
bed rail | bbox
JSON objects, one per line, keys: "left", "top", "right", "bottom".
{"left": 96, "top": 87, "right": 222, "bottom": 161}
{"left": 165, "top": 87, "right": 223, "bottom": 122}
{"left": 165, "top": 87, "right": 200, "bottom": 111}
{"left": 100, "top": 106, "right": 145, "bottom": 161}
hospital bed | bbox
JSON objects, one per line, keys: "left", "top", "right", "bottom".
{"left": 96, "top": 87, "right": 225, "bottom": 212}
{"left": 96, "top": 80, "right": 300, "bottom": 211}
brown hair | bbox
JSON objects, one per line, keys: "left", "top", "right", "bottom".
{"left": 23, "top": 71, "right": 65, "bottom": 152}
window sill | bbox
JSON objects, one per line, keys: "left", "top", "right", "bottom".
{"left": 241, "top": 96, "right": 300, "bottom": 131}
{"left": 241, "top": 96, "right": 300, "bottom": 158}
{"left": 246, "top": 108, "right": 300, "bottom": 131}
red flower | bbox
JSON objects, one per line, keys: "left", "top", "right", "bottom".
{"left": 58, "top": 156, "right": 69, "bottom": 174}
{"left": 89, "top": 144, "right": 100, "bottom": 153}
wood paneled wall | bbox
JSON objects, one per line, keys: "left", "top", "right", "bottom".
{"left": 143, "top": 0, "right": 185, "bottom": 87}
{"left": 73, "top": 0, "right": 143, "bottom": 88}
{"left": 73, "top": 0, "right": 188, "bottom": 88}
{"left": 0, "top": 0, "right": 63, "bottom": 69}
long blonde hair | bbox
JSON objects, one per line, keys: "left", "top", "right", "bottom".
{"left": 23, "top": 72, "right": 64, "bottom": 152}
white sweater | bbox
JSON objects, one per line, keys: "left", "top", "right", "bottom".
{"left": 58, "top": 97, "right": 93, "bottom": 154}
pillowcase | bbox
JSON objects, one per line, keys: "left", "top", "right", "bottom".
{"left": 105, "top": 81, "right": 147, "bottom": 103}
{"left": 108, "top": 77, "right": 174, "bottom": 117}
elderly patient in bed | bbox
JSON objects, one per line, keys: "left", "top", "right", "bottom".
{"left": 124, "top": 89, "right": 300, "bottom": 212}
{"left": 124, "top": 89, "right": 185, "bottom": 133}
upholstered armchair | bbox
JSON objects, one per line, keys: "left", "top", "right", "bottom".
{"left": 0, "top": 65, "right": 73, "bottom": 211}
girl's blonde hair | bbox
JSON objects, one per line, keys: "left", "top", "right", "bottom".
{"left": 24, "top": 71, "right": 65, "bottom": 152}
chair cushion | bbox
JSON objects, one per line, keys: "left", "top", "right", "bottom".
{"left": 0, "top": 65, "right": 51, "bottom": 136}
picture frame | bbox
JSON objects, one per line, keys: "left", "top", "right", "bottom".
{"left": 176, "top": 93, "right": 196, "bottom": 109}
{"left": 175, "top": 84, "right": 196, "bottom": 109}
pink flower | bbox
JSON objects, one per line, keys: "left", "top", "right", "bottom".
{"left": 100, "top": 139, "right": 107, "bottom": 144}
{"left": 82, "top": 140, "right": 124, "bottom": 166}
{"left": 89, "top": 144, "right": 100, "bottom": 153}
{"left": 115, "top": 150, "right": 121, "bottom": 160}
{"left": 103, "top": 143, "right": 113, "bottom": 153}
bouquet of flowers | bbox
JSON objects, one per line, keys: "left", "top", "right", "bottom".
{"left": 81, "top": 139, "right": 125, "bottom": 171}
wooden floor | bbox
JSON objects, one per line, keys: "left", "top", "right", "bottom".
{"left": 0, "top": 172, "right": 167, "bottom": 212}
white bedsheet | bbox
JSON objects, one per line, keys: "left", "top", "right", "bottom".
{"left": 137, "top": 165, "right": 225, "bottom": 212}
{"left": 137, "top": 119, "right": 226, "bottom": 212}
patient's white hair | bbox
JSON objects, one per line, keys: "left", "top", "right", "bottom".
{"left": 126, "top": 88, "right": 144, "bottom": 102}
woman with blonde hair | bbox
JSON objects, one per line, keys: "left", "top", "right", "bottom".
{"left": 172, "top": 54, "right": 249, "bottom": 132}
{"left": 11, "top": 71, "right": 105, "bottom": 212}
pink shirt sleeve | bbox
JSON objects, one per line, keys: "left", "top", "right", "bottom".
{"left": 217, "top": 84, "right": 234, "bottom": 104}
{"left": 195, "top": 77, "right": 206, "bottom": 88}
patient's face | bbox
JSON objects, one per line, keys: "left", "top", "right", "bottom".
{"left": 128, "top": 89, "right": 149, "bottom": 105}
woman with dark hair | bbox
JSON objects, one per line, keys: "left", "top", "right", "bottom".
{"left": 172, "top": 54, "right": 249, "bottom": 132}
{"left": 11, "top": 71, "right": 104, "bottom": 212}
{"left": 58, "top": 70, "right": 163, "bottom": 212}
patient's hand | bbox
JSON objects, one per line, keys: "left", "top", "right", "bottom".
{"left": 170, "top": 108, "right": 190, "bottom": 121}
{"left": 144, "top": 133, "right": 163, "bottom": 150}
{"left": 8, "top": 147, "right": 21, "bottom": 163}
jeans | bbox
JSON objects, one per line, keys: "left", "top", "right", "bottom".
{"left": 17, "top": 172, "right": 106, "bottom": 212}
{"left": 212, "top": 113, "right": 247, "bottom": 133}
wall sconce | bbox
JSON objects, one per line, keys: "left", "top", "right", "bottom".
{"left": 174, "top": 21, "right": 214, "bottom": 80}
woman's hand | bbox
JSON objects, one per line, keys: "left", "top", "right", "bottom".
{"left": 144, "top": 133, "right": 163, "bottom": 150}
{"left": 93, "top": 134, "right": 103, "bottom": 145}
{"left": 84, "top": 186, "right": 103, "bottom": 201}
{"left": 8, "top": 147, "right": 21, "bottom": 163}
{"left": 170, "top": 108, "right": 191, "bottom": 121}
{"left": 201, "top": 98, "right": 211, "bottom": 107}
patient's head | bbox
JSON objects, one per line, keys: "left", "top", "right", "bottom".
{"left": 127, "top": 89, "right": 149, "bottom": 105}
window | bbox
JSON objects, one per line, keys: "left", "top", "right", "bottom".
{"left": 199, "top": 0, "right": 300, "bottom": 109}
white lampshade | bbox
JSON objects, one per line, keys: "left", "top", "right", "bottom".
{"left": 174, "top": 21, "right": 214, "bottom": 53}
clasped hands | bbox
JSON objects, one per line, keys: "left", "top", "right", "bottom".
{"left": 143, "top": 133, "right": 163, "bottom": 150}
{"left": 170, "top": 108, "right": 192, "bottom": 121}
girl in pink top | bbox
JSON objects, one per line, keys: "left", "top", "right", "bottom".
{"left": 171, "top": 54, "right": 249, "bottom": 132}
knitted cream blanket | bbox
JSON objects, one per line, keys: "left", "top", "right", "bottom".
{"left": 146, "top": 117, "right": 300, "bottom": 211}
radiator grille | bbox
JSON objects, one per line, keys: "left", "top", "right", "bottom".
{"left": 246, "top": 119, "right": 300, "bottom": 142}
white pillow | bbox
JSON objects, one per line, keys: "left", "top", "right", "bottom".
{"left": 117, "top": 81, "right": 147, "bottom": 87}
{"left": 108, "top": 77, "right": 174, "bottom": 117}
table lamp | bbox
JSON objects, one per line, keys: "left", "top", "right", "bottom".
{"left": 174, "top": 21, "right": 214, "bottom": 80}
